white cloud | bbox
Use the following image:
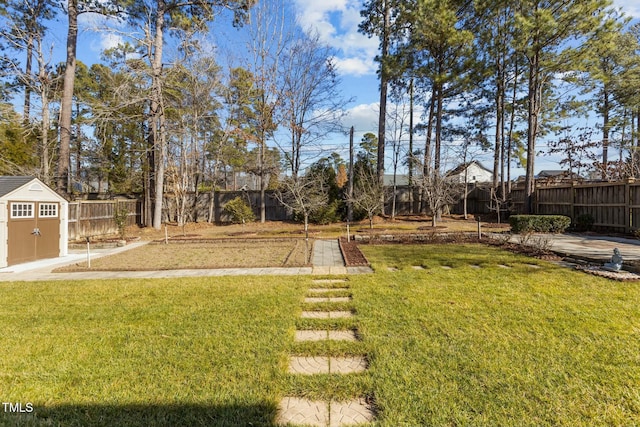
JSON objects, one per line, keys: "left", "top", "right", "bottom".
{"left": 333, "top": 56, "right": 376, "bottom": 77}
{"left": 613, "top": 0, "right": 640, "bottom": 18}
{"left": 99, "top": 33, "right": 124, "bottom": 51}
{"left": 344, "top": 102, "right": 379, "bottom": 135}
{"left": 291, "top": 0, "right": 378, "bottom": 77}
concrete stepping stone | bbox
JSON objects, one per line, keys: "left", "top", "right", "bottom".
{"left": 330, "top": 357, "right": 367, "bottom": 374}
{"left": 294, "top": 330, "right": 358, "bottom": 342}
{"left": 497, "top": 264, "right": 511, "bottom": 269}
{"left": 525, "top": 264, "right": 541, "bottom": 269}
{"left": 277, "top": 397, "right": 328, "bottom": 427}
{"left": 300, "top": 311, "right": 353, "bottom": 319}
{"left": 412, "top": 265, "right": 425, "bottom": 270}
{"left": 295, "top": 330, "right": 329, "bottom": 341}
{"left": 277, "top": 398, "right": 374, "bottom": 427}
{"left": 328, "top": 330, "right": 357, "bottom": 341}
{"left": 329, "top": 311, "right": 353, "bottom": 318}
{"left": 308, "top": 287, "right": 350, "bottom": 294}
{"left": 304, "top": 297, "right": 351, "bottom": 303}
{"left": 441, "top": 265, "right": 452, "bottom": 270}
{"left": 301, "top": 311, "right": 331, "bottom": 319}
{"left": 470, "top": 264, "right": 481, "bottom": 269}
{"left": 288, "top": 356, "right": 367, "bottom": 375}
{"left": 289, "top": 356, "right": 329, "bottom": 374}
{"left": 330, "top": 399, "right": 375, "bottom": 427}
{"left": 387, "top": 267, "right": 398, "bottom": 272}
{"left": 312, "top": 279, "right": 347, "bottom": 284}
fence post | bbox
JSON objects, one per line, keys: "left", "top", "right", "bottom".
{"left": 571, "top": 180, "right": 577, "bottom": 223}
{"left": 625, "top": 178, "right": 633, "bottom": 234}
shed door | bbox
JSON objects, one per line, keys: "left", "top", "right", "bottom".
{"left": 7, "top": 202, "right": 60, "bottom": 266}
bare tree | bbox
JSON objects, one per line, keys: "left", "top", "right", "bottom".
{"left": 275, "top": 170, "right": 329, "bottom": 240}
{"left": 277, "top": 31, "right": 350, "bottom": 178}
{"left": 350, "top": 166, "right": 385, "bottom": 229}
{"left": 386, "top": 88, "right": 411, "bottom": 219}
{"left": 1, "top": 21, "right": 58, "bottom": 183}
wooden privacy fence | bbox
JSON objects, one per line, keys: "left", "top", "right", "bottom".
{"left": 510, "top": 180, "right": 640, "bottom": 233}
{"left": 68, "top": 199, "right": 140, "bottom": 240}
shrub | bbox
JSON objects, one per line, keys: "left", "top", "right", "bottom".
{"left": 223, "top": 197, "right": 255, "bottom": 224}
{"left": 574, "top": 213, "right": 595, "bottom": 231}
{"left": 509, "top": 215, "right": 571, "bottom": 233}
{"left": 308, "top": 200, "right": 342, "bottom": 225}
{"left": 113, "top": 204, "right": 129, "bottom": 240}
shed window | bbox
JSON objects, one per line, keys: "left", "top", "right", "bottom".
{"left": 39, "top": 203, "right": 58, "bottom": 218}
{"left": 11, "top": 203, "right": 34, "bottom": 218}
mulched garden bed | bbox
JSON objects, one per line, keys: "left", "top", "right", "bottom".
{"left": 339, "top": 237, "right": 369, "bottom": 266}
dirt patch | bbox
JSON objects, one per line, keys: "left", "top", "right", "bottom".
{"left": 339, "top": 237, "right": 369, "bottom": 266}
{"left": 56, "top": 239, "right": 311, "bottom": 272}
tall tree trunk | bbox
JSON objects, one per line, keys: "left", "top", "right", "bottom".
{"left": 524, "top": 53, "right": 540, "bottom": 214}
{"left": 408, "top": 78, "right": 414, "bottom": 213}
{"left": 507, "top": 60, "right": 519, "bottom": 194}
{"left": 602, "top": 89, "right": 610, "bottom": 179}
{"left": 23, "top": 34, "right": 33, "bottom": 123}
{"left": 58, "top": 0, "right": 78, "bottom": 195}
{"left": 421, "top": 93, "right": 435, "bottom": 214}
{"left": 377, "top": 0, "right": 390, "bottom": 212}
{"left": 151, "top": 0, "right": 166, "bottom": 230}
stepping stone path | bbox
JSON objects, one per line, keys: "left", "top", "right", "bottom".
{"left": 279, "top": 279, "right": 375, "bottom": 426}
{"left": 304, "top": 296, "right": 352, "bottom": 303}
{"left": 295, "top": 330, "right": 358, "bottom": 342}
{"left": 288, "top": 356, "right": 367, "bottom": 375}
{"left": 277, "top": 398, "right": 374, "bottom": 427}
{"left": 301, "top": 311, "right": 353, "bottom": 319}
{"left": 308, "top": 287, "right": 350, "bottom": 293}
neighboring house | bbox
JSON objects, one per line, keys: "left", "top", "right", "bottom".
{"left": 447, "top": 161, "right": 493, "bottom": 184}
{"left": 535, "top": 170, "right": 581, "bottom": 183}
{"left": 383, "top": 174, "right": 410, "bottom": 187}
{"left": 0, "top": 176, "right": 69, "bottom": 268}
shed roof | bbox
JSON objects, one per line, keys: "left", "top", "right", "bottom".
{"left": 0, "top": 176, "right": 35, "bottom": 198}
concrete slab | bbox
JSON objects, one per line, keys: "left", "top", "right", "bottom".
{"left": 301, "top": 311, "right": 331, "bottom": 319}
{"left": 329, "top": 399, "right": 374, "bottom": 427}
{"left": 295, "top": 330, "right": 328, "bottom": 342}
{"left": 330, "top": 357, "right": 367, "bottom": 374}
{"left": 308, "top": 288, "right": 349, "bottom": 294}
{"left": 313, "top": 239, "right": 345, "bottom": 267}
{"left": 312, "top": 279, "right": 348, "bottom": 284}
{"left": 327, "top": 330, "right": 357, "bottom": 341}
{"left": 328, "top": 311, "right": 353, "bottom": 318}
{"left": 289, "top": 356, "right": 330, "bottom": 375}
{"left": 277, "top": 397, "right": 329, "bottom": 427}
{"left": 304, "top": 297, "right": 351, "bottom": 303}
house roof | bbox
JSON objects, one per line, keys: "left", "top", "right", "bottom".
{"left": 447, "top": 160, "right": 492, "bottom": 176}
{"left": 0, "top": 176, "right": 35, "bottom": 198}
{"left": 536, "top": 170, "right": 569, "bottom": 178}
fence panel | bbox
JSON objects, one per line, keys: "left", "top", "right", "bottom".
{"left": 68, "top": 199, "right": 140, "bottom": 240}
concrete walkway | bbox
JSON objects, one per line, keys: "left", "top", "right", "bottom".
{"left": 489, "top": 232, "right": 640, "bottom": 263}
{"left": 0, "top": 238, "right": 371, "bottom": 282}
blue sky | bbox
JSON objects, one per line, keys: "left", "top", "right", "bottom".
{"left": 33, "top": 0, "right": 640, "bottom": 176}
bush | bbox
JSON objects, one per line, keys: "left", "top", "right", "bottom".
{"left": 509, "top": 215, "right": 571, "bottom": 234}
{"left": 574, "top": 213, "right": 595, "bottom": 231}
{"left": 308, "top": 200, "right": 342, "bottom": 225}
{"left": 113, "top": 204, "right": 129, "bottom": 240}
{"left": 223, "top": 197, "right": 255, "bottom": 224}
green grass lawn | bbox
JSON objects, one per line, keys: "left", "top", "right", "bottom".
{"left": 1, "top": 244, "right": 639, "bottom": 426}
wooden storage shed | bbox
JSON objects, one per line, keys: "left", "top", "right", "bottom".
{"left": 0, "top": 176, "right": 68, "bottom": 268}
